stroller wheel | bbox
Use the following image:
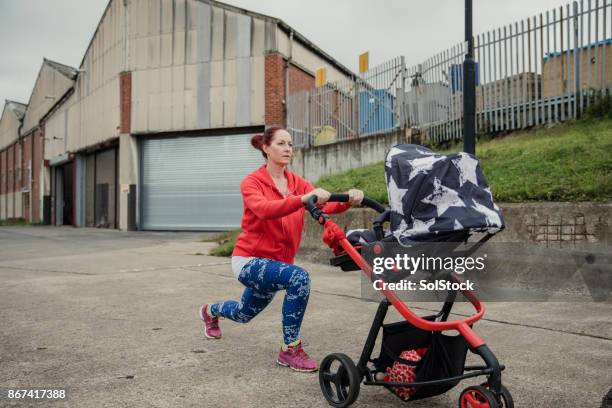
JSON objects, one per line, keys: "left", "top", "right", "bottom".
{"left": 497, "top": 385, "right": 514, "bottom": 408}
{"left": 479, "top": 383, "right": 514, "bottom": 408}
{"left": 459, "top": 385, "right": 499, "bottom": 408}
{"left": 319, "top": 353, "right": 360, "bottom": 408}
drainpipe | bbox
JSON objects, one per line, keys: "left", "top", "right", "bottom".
{"left": 284, "top": 30, "right": 294, "bottom": 127}
{"left": 17, "top": 120, "right": 24, "bottom": 221}
{"left": 123, "top": 0, "right": 129, "bottom": 72}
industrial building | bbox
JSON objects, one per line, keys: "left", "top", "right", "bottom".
{"left": 0, "top": 0, "right": 355, "bottom": 230}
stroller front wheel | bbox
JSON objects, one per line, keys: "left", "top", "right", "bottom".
{"left": 459, "top": 385, "right": 500, "bottom": 408}
{"left": 319, "top": 353, "right": 361, "bottom": 408}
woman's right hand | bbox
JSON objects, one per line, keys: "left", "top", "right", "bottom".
{"left": 301, "top": 188, "right": 331, "bottom": 205}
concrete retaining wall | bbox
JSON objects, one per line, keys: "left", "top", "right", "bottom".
{"left": 289, "top": 129, "right": 411, "bottom": 181}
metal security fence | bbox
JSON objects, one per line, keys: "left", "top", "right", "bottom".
{"left": 472, "top": 0, "right": 612, "bottom": 136}
{"left": 286, "top": 77, "right": 357, "bottom": 148}
{"left": 288, "top": 0, "right": 612, "bottom": 147}
{"left": 287, "top": 57, "right": 405, "bottom": 147}
{"left": 405, "top": 44, "right": 468, "bottom": 144}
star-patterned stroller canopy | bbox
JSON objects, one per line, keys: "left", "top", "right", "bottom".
{"left": 385, "top": 144, "right": 504, "bottom": 244}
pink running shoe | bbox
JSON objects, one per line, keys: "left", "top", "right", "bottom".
{"left": 277, "top": 341, "right": 318, "bottom": 372}
{"left": 199, "top": 304, "right": 222, "bottom": 339}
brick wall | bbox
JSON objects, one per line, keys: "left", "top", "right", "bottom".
{"left": 7, "top": 144, "right": 14, "bottom": 217}
{"left": 288, "top": 64, "right": 315, "bottom": 95}
{"left": 1, "top": 130, "right": 45, "bottom": 221}
{"left": 0, "top": 149, "right": 4, "bottom": 219}
{"left": 119, "top": 71, "right": 132, "bottom": 134}
{"left": 32, "top": 128, "right": 44, "bottom": 223}
{"left": 265, "top": 53, "right": 286, "bottom": 127}
{"left": 21, "top": 134, "right": 32, "bottom": 222}
{"left": 265, "top": 54, "right": 317, "bottom": 128}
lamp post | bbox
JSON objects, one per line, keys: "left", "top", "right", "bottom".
{"left": 463, "top": 0, "right": 476, "bottom": 155}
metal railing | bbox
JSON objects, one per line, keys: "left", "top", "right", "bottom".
{"left": 288, "top": 0, "right": 612, "bottom": 147}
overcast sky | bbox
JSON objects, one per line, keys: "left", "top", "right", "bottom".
{"left": 0, "top": 0, "right": 565, "bottom": 106}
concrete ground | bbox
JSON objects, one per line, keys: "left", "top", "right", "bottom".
{"left": 0, "top": 226, "right": 610, "bottom": 408}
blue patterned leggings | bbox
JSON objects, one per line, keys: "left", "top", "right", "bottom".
{"left": 209, "top": 258, "right": 311, "bottom": 345}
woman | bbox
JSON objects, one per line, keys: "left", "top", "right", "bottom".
{"left": 199, "top": 126, "right": 364, "bottom": 373}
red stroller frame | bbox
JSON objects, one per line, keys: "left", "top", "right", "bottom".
{"left": 306, "top": 194, "right": 513, "bottom": 408}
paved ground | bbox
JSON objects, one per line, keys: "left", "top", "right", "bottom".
{"left": 0, "top": 226, "right": 610, "bottom": 408}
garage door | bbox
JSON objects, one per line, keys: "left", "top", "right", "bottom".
{"left": 140, "top": 134, "right": 264, "bottom": 230}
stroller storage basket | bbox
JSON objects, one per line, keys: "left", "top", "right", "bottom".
{"left": 373, "top": 318, "right": 469, "bottom": 401}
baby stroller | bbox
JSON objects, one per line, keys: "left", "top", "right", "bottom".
{"left": 305, "top": 145, "right": 513, "bottom": 408}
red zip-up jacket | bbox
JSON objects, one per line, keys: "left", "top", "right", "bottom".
{"left": 232, "top": 165, "right": 351, "bottom": 264}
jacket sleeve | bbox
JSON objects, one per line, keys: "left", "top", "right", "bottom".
{"left": 303, "top": 181, "right": 352, "bottom": 215}
{"left": 241, "top": 178, "right": 304, "bottom": 220}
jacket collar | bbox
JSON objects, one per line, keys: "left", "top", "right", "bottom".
{"left": 254, "top": 164, "right": 297, "bottom": 195}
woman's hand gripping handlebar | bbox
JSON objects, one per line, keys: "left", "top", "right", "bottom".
{"left": 304, "top": 193, "right": 386, "bottom": 225}
{"left": 305, "top": 195, "right": 328, "bottom": 225}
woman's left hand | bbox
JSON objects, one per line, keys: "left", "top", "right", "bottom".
{"left": 347, "top": 189, "right": 365, "bottom": 207}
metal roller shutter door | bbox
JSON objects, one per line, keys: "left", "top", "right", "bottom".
{"left": 141, "top": 134, "right": 264, "bottom": 230}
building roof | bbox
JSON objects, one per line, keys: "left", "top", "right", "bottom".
{"left": 5, "top": 100, "right": 27, "bottom": 120}
{"left": 19, "top": 58, "right": 77, "bottom": 135}
{"left": 44, "top": 58, "right": 78, "bottom": 80}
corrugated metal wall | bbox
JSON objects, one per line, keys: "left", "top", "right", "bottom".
{"left": 43, "top": 0, "right": 123, "bottom": 157}
{"left": 44, "top": 0, "right": 277, "bottom": 156}
{"left": 75, "top": 0, "right": 123, "bottom": 151}
{"left": 129, "top": 0, "right": 266, "bottom": 133}
{"left": 33, "top": 0, "right": 356, "bottom": 229}
{"left": 14, "top": 143, "right": 22, "bottom": 219}
{"left": 45, "top": 92, "right": 76, "bottom": 160}
{"left": 32, "top": 131, "right": 44, "bottom": 223}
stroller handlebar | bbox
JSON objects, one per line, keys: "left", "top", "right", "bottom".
{"left": 305, "top": 193, "right": 386, "bottom": 225}
{"left": 328, "top": 193, "right": 387, "bottom": 214}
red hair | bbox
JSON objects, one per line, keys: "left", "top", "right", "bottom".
{"left": 250, "top": 126, "right": 283, "bottom": 159}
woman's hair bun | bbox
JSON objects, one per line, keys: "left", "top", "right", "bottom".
{"left": 250, "top": 134, "right": 264, "bottom": 150}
